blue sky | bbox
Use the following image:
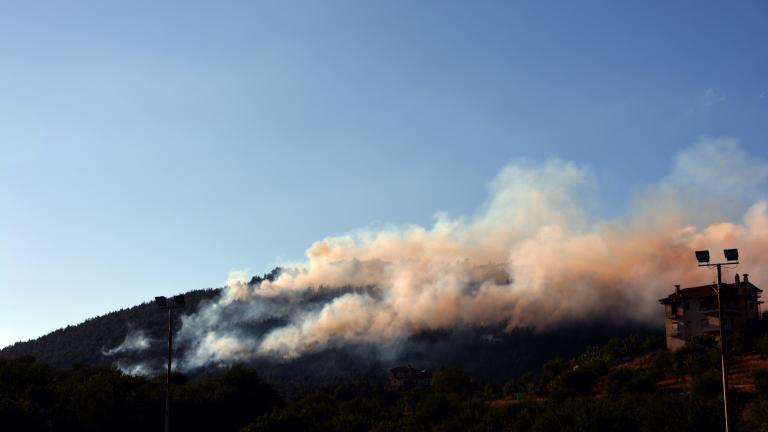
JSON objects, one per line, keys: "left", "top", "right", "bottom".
{"left": 1, "top": 1, "right": 767, "bottom": 347}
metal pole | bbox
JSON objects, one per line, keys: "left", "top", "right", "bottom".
{"left": 716, "top": 264, "right": 730, "bottom": 432}
{"left": 165, "top": 308, "right": 173, "bottom": 432}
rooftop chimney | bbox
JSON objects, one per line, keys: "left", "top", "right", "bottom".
{"left": 743, "top": 274, "right": 749, "bottom": 284}
{"left": 735, "top": 274, "right": 742, "bottom": 294}
{"left": 675, "top": 285, "right": 680, "bottom": 295}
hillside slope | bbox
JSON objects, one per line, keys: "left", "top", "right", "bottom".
{"left": 0, "top": 288, "right": 220, "bottom": 368}
{"left": 0, "top": 270, "right": 664, "bottom": 393}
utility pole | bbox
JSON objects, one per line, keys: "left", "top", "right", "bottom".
{"left": 155, "top": 295, "right": 185, "bottom": 432}
{"left": 695, "top": 248, "right": 739, "bottom": 432}
{"left": 165, "top": 306, "right": 173, "bottom": 432}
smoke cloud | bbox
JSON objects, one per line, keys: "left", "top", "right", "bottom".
{"left": 175, "top": 137, "right": 768, "bottom": 368}
{"left": 103, "top": 330, "right": 153, "bottom": 356}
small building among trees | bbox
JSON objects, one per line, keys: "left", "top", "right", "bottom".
{"left": 659, "top": 274, "right": 762, "bottom": 350}
{"left": 389, "top": 365, "right": 432, "bottom": 390}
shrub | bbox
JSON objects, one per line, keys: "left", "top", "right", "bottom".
{"left": 431, "top": 368, "right": 477, "bottom": 397}
{"left": 754, "top": 334, "right": 768, "bottom": 356}
{"left": 549, "top": 369, "right": 598, "bottom": 399}
{"left": 753, "top": 369, "right": 768, "bottom": 394}
{"left": 602, "top": 367, "right": 655, "bottom": 397}
{"left": 690, "top": 370, "right": 721, "bottom": 398}
{"left": 741, "top": 399, "right": 768, "bottom": 432}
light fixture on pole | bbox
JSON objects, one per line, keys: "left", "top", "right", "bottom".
{"left": 155, "top": 294, "right": 185, "bottom": 432}
{"left": 695, "top": 248, "right": 738, "bottom": 432}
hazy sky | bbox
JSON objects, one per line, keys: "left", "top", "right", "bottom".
{"left": 2, "top": 1, "right": 767, "bottom": 348}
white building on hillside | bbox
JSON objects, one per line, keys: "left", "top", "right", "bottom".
{"left": 659, "top": 274, "right": 762, "bottom": 351}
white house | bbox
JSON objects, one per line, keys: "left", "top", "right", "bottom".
{"left": 659, "top": 274, "right": 762, "bottom": 351}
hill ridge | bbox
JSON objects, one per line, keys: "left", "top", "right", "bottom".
{"left": 0, "top": 288, "right": 221, "bottom": 368}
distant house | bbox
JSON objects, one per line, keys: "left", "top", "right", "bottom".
{"left": 389, "top": 365, "right": 432, "bottom": 389}
{"left": 659, "top": 274, "right": 762, "bottom": 351}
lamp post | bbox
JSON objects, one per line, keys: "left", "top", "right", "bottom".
{"left": 695, "top": 248, "right": 738, "bottom": 432}
{"left": 155, "top": 294, "right": 185, "bottom": 432}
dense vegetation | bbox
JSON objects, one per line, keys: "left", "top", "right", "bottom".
{"left": 3, "top": 329, "right": 768, "bottom": 432}
{"left": 0, "top": 358, "right": 277, "bottom": 431}
{"left": 3, "top": 269, "right": 767, "bottom": 431}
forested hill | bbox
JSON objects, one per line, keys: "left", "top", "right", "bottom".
{"left": 0, "top": 288, "right": 220, "bottom": 368}
{"left": 0, "top": 274, "right": 665, "bottom": 390}
{"left": 0, "top": 264, "right": 665, "bottom": 391}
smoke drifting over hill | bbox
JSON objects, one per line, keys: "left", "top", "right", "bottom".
{"left": 162, "top": 137, "right": 768, "bottom": 369}
{"left": 102, "top": 330, "right": 153, "bottom": 356}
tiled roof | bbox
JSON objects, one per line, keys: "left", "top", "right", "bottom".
{"left": 659, "top": 282, "right": 762, "bottom": 304}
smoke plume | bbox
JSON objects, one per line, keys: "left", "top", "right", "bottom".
{"left": 103, "top": 330, "right": 153, "bottom": 356}
{"left": 175, "top": 137, "right": 768, "bottom": 368}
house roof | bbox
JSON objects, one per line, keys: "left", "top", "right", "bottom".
{"left": 389, "top": 365, "right": 431, "bottom": 375}
{"left": 659, "top": 281, "right": 762, "bottom": 304}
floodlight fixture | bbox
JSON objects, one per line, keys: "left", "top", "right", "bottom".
{"left": 695, "top": 250, "right": 710, "bottom": 264}
{"left": 173, "top": 294, "right": 186, "bottom": 308}
{"left": 155, "top": 296, "right": 168, "bottom": 309}
{"left": 724, "top": 248, "right": 739, "bottom": 262}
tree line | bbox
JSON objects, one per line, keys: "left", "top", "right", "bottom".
{"left": 3, "top": 328, "right": 768, "bottom": 431}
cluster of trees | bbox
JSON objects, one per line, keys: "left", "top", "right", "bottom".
{"left": 0, "top": 358, "right": 278, "bottom": 431}
{"left": 243, "top": 382, "right": 726, "bottom": 432}
{"left": 242, "top": 332, "right": 768, "bottom": 432}
{"left": 4, "top": 330, "right": 768, "bottom": 432}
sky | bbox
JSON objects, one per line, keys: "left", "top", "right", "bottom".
{"left": 1, "top": 1, "right": 767, "bottom": 348}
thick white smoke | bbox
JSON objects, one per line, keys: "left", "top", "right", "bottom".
{"left": 102, "top": 330, "right": 153, "bottom": 356}
{"left": 177, "top": 137, "right": 768, "bottom": 367}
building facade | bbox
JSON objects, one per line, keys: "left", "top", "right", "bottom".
{"left": 659, "top": 274, "right": 762, "bottom": 351}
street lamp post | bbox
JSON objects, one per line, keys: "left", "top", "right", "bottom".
{"left": 155, "top": 294, "right": 185, "bottom": 432}
{"left": 695, "top": 248, "right": 739, "bottom": 432}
